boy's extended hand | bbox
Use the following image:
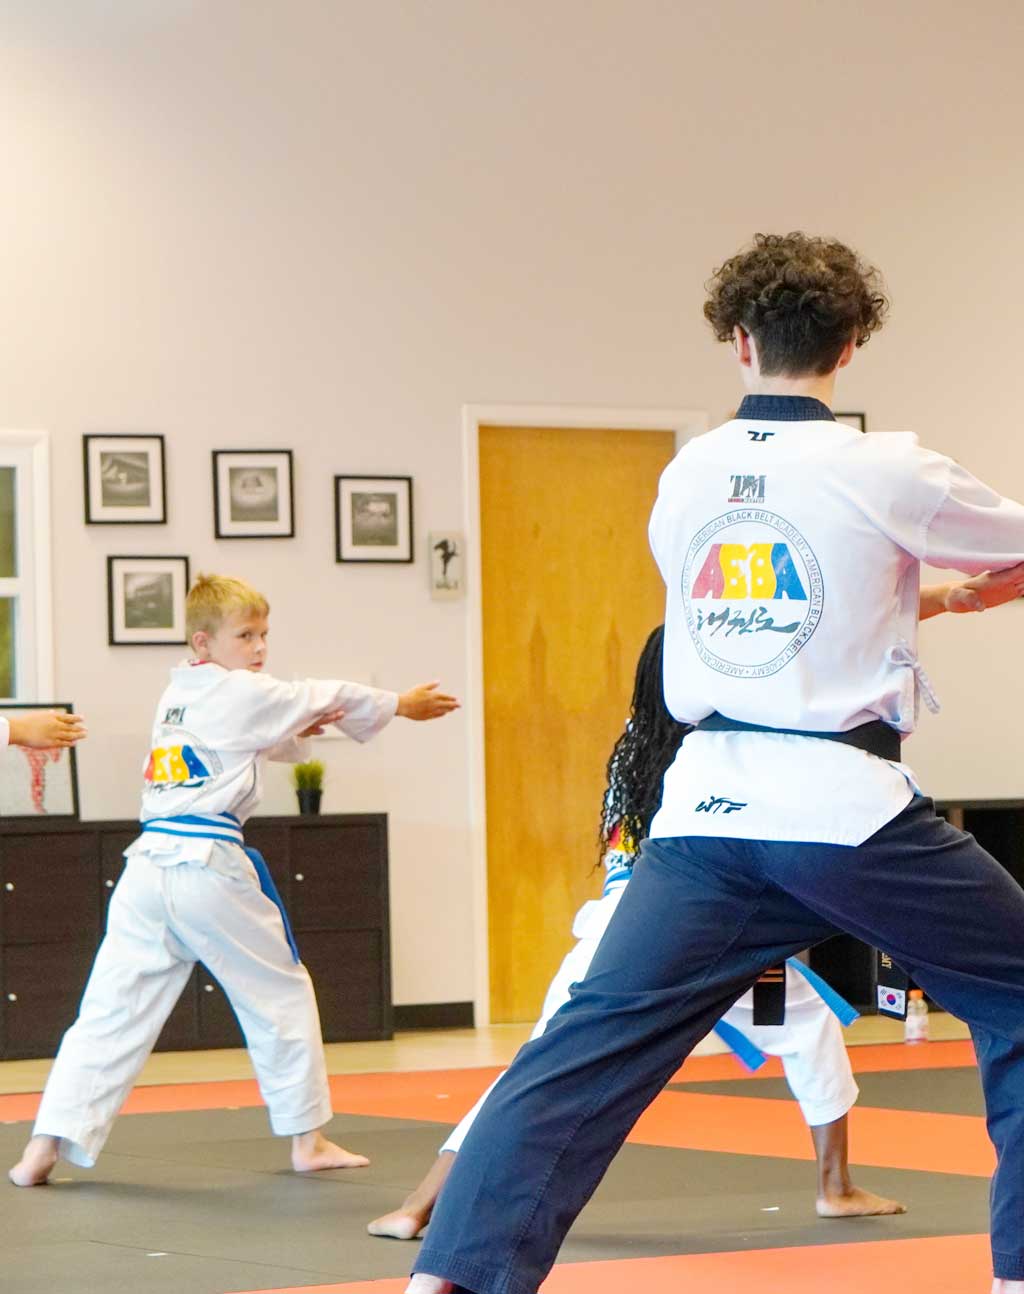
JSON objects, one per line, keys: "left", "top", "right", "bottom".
{"left": 396, "top": 682, "right": 460, "bottom": 721}
{"left": 7, "top": 710, "right": 87, "bottom": 749}
{"left": 945, "top": 562, "right": 1024, "bottom": 613}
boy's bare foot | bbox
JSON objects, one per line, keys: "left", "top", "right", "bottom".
{"left": 368, "top": 1151, "right": 455, "bottom": 1240}
{"left": 816, "top": 1185, "right": 906, "bottom": 1218}
{"left": 405, "top": 1277, "right": 454, "bottom": 1294}
{"left": 9, "top": 1135, "right": 60, "bottom": 1186}
{"left": 291, "top": 1130, "right": 369, "bottom": 1172}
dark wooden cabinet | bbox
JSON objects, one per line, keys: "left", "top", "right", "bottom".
{"left": 0, "top": 813, "right": 391, "bottom": 1060}
{"left": 809, "top": 799, "right": 1024, "bottom": 1011}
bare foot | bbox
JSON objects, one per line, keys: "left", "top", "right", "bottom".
{"left": 9, "top": 1135, "right": 59, "bottom": 1187}
{"left": 405, "top": 1277, "right": 454, "bottom": 1294}
{"left": 291, "top": 1131, "right": 369, "bottom": 1172}
{"left": 368, "top": 1206, "right": 428, "bottom": 1240}
{"left": 368, "top": 1151, "right": 454, "bottom": 1240}
{"left": 816, "top": 1185, "right": 906, "bottom": 1218}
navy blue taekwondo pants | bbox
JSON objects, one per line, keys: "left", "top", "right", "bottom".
{"left": 414, "top": 796, "right": 1024, "bottom": 1292}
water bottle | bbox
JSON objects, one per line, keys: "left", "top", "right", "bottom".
{"left": 904, "top": 989, "right": 929, "bottom": 1043}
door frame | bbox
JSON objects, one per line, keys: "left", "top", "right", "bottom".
{"left": 462, "top": 404, "right": 708, "bottom": 1025}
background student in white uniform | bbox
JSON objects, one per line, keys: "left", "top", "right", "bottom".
{"left": 409, "top": 234, "right": 1024, "bottom": 1294}
{"left": 10, "top": 573, "right": 458, "bottom": 1188}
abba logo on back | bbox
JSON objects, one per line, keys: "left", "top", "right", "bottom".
{"left": 682, "top": 510, "right": 824, "bottom": 678}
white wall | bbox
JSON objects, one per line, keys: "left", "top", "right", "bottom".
{"left": 2, "top": 0, "right": 1022, "bottom": 1004}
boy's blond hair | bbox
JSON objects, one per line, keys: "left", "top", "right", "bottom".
{"left": 186, "top": 573, "right": 270, "bottom": 640}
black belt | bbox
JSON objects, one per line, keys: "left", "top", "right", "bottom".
{"left": 696, "top": 712, "right": 900, "bottom": 763}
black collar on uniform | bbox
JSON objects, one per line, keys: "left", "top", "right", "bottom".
{"left": 736, "top": 395, "right": 836, "bottom": 423}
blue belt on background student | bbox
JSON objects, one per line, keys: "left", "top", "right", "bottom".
{"left": 140, "top": 812, "right": 300, "bottom": 962}
{"left": 602, "top": 862, "right": 857, "bottom": 1071}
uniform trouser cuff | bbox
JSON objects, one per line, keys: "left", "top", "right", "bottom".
{"left": 415, "top": 1249, "right": 535, "bottom": 1294}
{"left": 268, "top": 1094, "right": 333, "bottom": 1137}
{"left": 33, "top": 1127, "right": 99, "bottom": 1169}
{"left": 993, "top": 1251, "right": 1024, "bottom": 1280}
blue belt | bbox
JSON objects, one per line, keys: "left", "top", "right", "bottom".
{"left": 140, "top": 812, "right": 300, "bottom": 963}
{"left": 712, "top": 958, "right": 860, "bottom": 1071}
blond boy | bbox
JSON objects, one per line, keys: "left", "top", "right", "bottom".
{"left": 11, "top": 573, "right": 457, "bottom": 1187}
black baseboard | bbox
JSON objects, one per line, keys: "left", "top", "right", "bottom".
{"left": 393, "top": 1001, "right": 475, "bottom": 1031}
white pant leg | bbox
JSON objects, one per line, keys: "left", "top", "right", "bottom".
{"left": 722, "top": 992, "right": 859, "bottom": 1127}
{"left": 33, "top": 860, "right": 195, "bottom": 1167}
{"left": 440, "top": 933, "right": 604, "bottom": 1154}
{"left": 164, "top": 853, "right": 333, "bottom": 1137}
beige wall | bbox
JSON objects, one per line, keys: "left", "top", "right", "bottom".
{"left": 2, "top": 0, "right": 1022, "bottom": 1005}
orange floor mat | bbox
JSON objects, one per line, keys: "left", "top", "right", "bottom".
{"left": 237, "top": 1231, "right": 991, "bottom": 1294}
{"left": 630, "top": 1089, "right": 994, "bottom": 1175}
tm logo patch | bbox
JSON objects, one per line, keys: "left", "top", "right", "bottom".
{"left": 747, "top": 430, "right": 775, "bottom": 442}
{"left": 728, "top": 474, "right": 765, "bottom": 503}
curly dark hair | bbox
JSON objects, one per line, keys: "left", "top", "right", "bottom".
{"left": 703, "top": 232, "right": 889, "bottom": 377}
{"left": 600, "top": 625, "right": 691, "bottom": 853}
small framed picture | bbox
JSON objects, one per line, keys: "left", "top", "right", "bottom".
{"left": 107, "top": 555, "right": 190, "bottom": 646}
{"left": 0, "top": 703, "right": 81, "bottom": 818}
{"left": 335, "top": 475, "right": 413, "bottom": 563}
{"left": 836, "top": 412, "right": 866, "bottom": 433}
{"left": 83, "top": 434, "right": 167, "bottom": 524}
{"left": 429, "top": 531, "right": 465, "bottom": 600}
{"left": 212, "top": 450, "right": 294, "bottom": 539}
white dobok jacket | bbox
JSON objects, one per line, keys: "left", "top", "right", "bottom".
{"left": 127, "top": 660, "right": 398, "bottom": 868}
{"left": 649, "top": 396, "right": 1024, "bottom": 846}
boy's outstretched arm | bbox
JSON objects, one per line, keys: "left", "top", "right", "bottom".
{"left": 396, "top": 682, "right": 460, "bottom": 721}
{"left": 920, "top": 561, "right": 1024, "bottom": 621}
{"left": 2, "top": 710, "right": 87, "bottom": 749}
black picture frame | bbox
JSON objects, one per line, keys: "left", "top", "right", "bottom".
{"left": 835, "top": 412, "right": 867, "bottom": 433}
{"left": 107, "top": 555, "right": 191, "bottom": 646}
{"left": 83, "top": 433, "right": 167, "bottom": 525}
{"left": 334, "top": 475, "right": 414, "bottom": 563}
{"left": 212, "top": 449, "right": 295, "bottom": 539}
{"left": 0, "top": 703, "right": 81, "bottom": 819}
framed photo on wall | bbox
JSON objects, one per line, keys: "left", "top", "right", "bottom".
{"left": 107, "top": 555, "right": 190, "bottom": 646}
{"left": 0, "top": 703, "right": 81, "bottom": 818}
{"left": 836, "top": 411, "right": 866, "bottom": 433}
{"left": 212, "top": 449, "right": 295, "bottom": 539}
{"left": 429, "top": 530, "right": 465, "bottom": 599}
{"left": 83, "top": 434, "right": 167, "bottom": 524}
{"left": 335, "top": 475, "right": 413, "bottom": 563}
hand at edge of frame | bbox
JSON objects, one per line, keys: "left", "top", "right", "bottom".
{"left": 8, "top": 710, "right": 87, "bottom": 749}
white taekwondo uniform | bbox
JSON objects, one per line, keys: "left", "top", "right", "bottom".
{"left": 32, "top": 660, "right": 397, "bottom": 1168}
{"left": 441, "top": 824, "right": 856, "bottom": 1155}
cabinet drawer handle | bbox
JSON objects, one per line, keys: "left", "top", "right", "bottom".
{"left": 203, "top": 984, "right": 215, "bottom": 993}
{"left": 6, "top": 993, "right": 16, "bottom": 1002}
{"left": 4, "top": 882, "right": 13, "bottom": 892}
{"left": 294, "top": 873, "right": 304, "bottom": 882}
{"left": 105, "top": 879, "right": 115, "bottom": 889}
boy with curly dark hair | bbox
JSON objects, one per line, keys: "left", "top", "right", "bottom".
{"left": 410, "top": 233, "right": 1024, "bottom": 1294}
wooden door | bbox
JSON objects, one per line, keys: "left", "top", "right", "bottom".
{"left": 480, "top": 425, "right": 677, "bottom": 1022}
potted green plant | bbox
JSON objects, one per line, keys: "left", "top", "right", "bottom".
{"left": 292, "top": 759, "right": 324, "bottom": 815}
